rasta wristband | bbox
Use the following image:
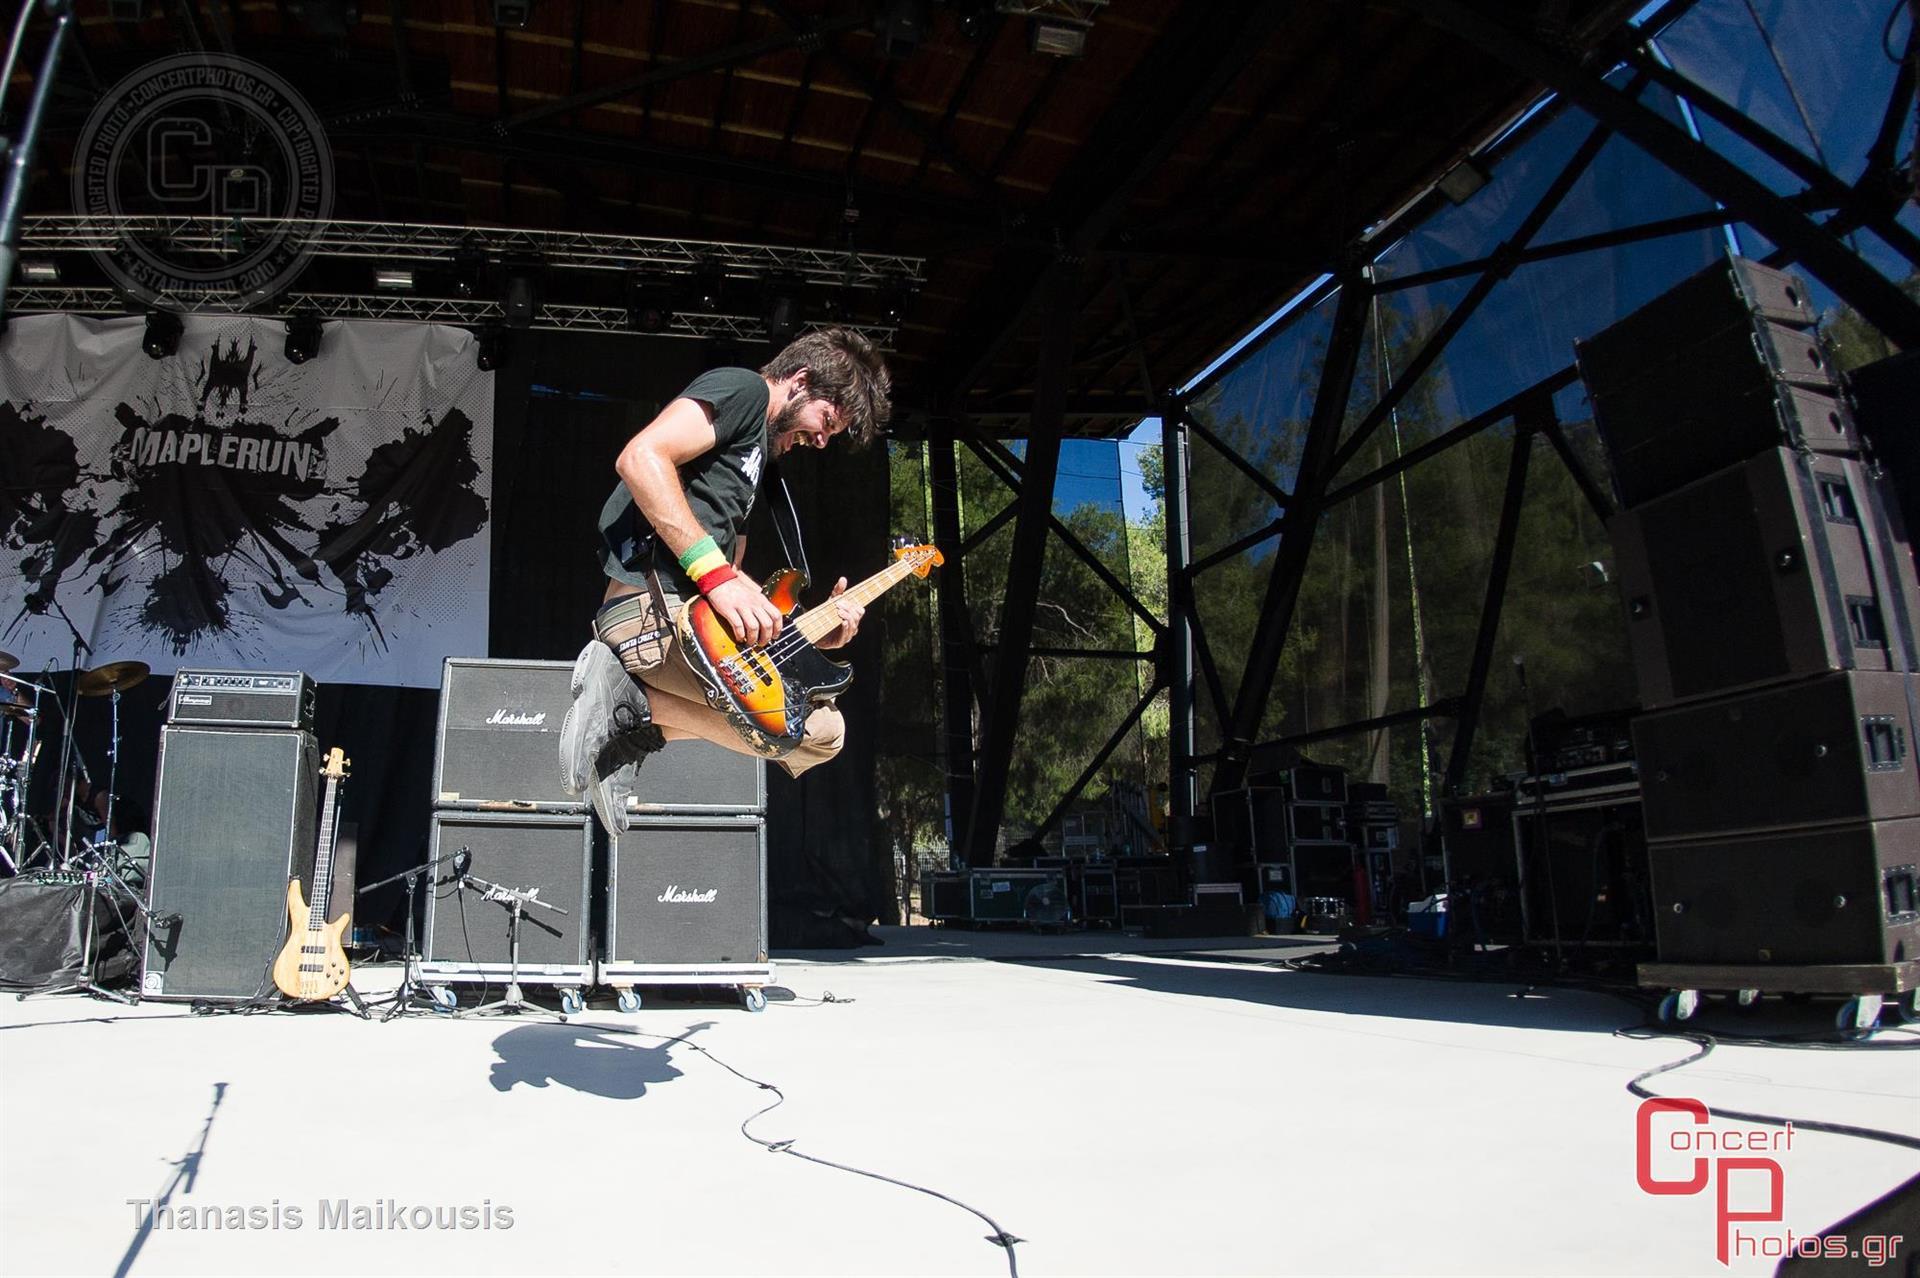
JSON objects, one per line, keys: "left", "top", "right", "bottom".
{"left": 679, "top": 535, "right": 727, "bottom": 581}
{"left": 695, "top": 564, "right": 739, "bottom": 595}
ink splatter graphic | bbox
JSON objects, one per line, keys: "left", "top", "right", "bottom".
{"left": 0, "top": 318, "right": 492, "bottom": 673}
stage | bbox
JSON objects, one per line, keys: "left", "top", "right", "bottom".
{"left": 2, "top": 929, "right": 1915, "bottom": 1277}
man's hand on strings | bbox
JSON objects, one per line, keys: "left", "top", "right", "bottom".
{"left": 710, "top": 575, "right": 784, "bottom": 647}
{"left": 818, "top": 577, "right": 863, "bottom": 650}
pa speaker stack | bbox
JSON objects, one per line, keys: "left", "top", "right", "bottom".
{"left": 422, "top": 656, "right": 769, "bottom": 1009}
{"left": 1578, "top": 256, "right": 1920, "bottom": 980}
{"left": 142, "top": 672, "right": 320, "bottom": 1001}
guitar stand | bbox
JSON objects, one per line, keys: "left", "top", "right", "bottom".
{"left": 455, "top": 871, "right": 570, "bottom": 1020}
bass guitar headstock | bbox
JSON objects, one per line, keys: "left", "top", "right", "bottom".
{"left": 321, "top": 746, "right": 351, "bottom": 781}
{"left": 892, "top": 542, "right": 945, "bottom": 578}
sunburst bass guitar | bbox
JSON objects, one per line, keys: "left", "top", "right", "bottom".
{"left": 676, "top": 544, "right": 943, "bottom": 757}
{"left": 272, "top": 747, "right": 352, "bottom": 1001}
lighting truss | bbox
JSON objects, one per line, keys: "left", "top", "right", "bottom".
{"left": 12, "top": 216, "right": 927, "bottom": 289}
{"left": 993, "top": 1, "right": 1108, "bottom": 22}
{"left": 2, "top": 286, "right": 899, "bottom": 346}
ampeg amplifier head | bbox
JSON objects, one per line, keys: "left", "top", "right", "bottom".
{"left": 169, "top": 669, "right": 316, "bottom": 731}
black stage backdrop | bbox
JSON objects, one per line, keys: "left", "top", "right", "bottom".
{"left": 39, "top": 330, "right": 891, "bottom": 949}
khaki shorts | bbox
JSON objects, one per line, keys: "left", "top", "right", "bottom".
{"left": 593, "top": 585, "right": 845, "bottom": 776}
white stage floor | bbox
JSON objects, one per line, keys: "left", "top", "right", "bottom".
{"left": 2, "top": 927, "right": 1915, "bottom": 1277}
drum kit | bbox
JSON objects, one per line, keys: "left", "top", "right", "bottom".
{"left": 0, "top": 647, "right": 151, "bottom": 879}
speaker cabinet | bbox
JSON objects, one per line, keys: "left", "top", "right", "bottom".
{"left": 1577, "top": 256, "right": 1857, "bottom": 509}
{"left": 1650, "top": 819, "right": 1920, "bottom": 966}
{"left": 602, "top": 815, "right": 766, "bottom": 966}
{"left": 1511, "top": 787, "right": 1654, "bottom": 949}
{"left": 1610, "top": 448, "right": 1920, "bottom": 707}
{"left": 141, "top": 727, "right": 318, "bottom": 1002}
{"left": 432, "top": 657, "right": 579, "bottom": 810}
{"left": 1635, "top": 671, "right": 1920, "bottom": 841}
{"left": 421, "top": 810, "right": 592, "bottom": 979}
{"left": 623, "top": 738, "right": 766, "bottom": 816}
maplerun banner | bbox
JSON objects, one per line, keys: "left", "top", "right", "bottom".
{"left": 0, "top": 314, "right": 493, "bottom": 688}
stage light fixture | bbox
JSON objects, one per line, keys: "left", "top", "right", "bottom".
{"left": 17, "top": 260, "right": 59, "bottom": 284}
{"left": 881, "top": 279, "right": 915, "bottom": 327}
{"left": 283, "top": 314, "right": 324, "bottom": 365}
{"left": 873, "top": 0, "right": 931, "bottom": 58}
{"left": 690, "top": 262, "right": 727, "bottom": 314}
{"left": 142, "top": 311, "right": 183, "bottom": 360}
{"left": 626, "top": 277, "right": 674, "bottom": 334}
{"left": 1437, "top": 157, "right": 1489, "bottom": 206}
{"left": 762, "top": 280, "right": 804, "bottom": 345}
{"left": 1028, "top": 19, "right": 1087, "bottom": 56}
{"left": 501, "top": 264, "right": 540, "bottom": 330}
{"left": 375, "top": 268, "right": 415, "bottom": 290}
{"left": 491, "top": 0, "right": 534, "bottom": 27}
{"left": 475, "top": 325, "right": 510, "bottom": 372}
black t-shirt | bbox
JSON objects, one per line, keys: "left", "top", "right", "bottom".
{"left": 598, "top": 368, "right": 770, "bottom": 595}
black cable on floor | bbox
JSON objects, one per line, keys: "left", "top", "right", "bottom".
{"left": 1617, "top": 1026, "right": 1920, "bottom": 1154}
{"left": 607, "top": 1022, "right": 1023, "bottom": 1277}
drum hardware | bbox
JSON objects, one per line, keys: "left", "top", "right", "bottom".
{"left": 74, "top": 660, "right": 145, "bottom": 860}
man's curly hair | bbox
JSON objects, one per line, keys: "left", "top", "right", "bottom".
{"left": 761, "top": 326, "right": 892, "bottom": 449}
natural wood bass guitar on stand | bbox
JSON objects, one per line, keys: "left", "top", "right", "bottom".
{"left": 676, "top": 544, "right": 943, "bottom": 757}
{"left": 272, "top": 747, "right": 352, "bottom": 1001}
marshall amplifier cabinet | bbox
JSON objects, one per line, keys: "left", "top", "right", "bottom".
{"left": 1610, "top": 448, "right": 1920, "bottom": 707}
{"left": 141, "top": 726, "right": 319, "bottom": 1001}
{"left": 421, "top": 810, "right": 593, "bottom": 984}
{"left": 623, "top": 738, "right": 766, "bottom": 816}
{"left": 600, "top": 813, "right": 768, "bottom": 979}
{"left": 169, "top": 670, "right": 315, "bottom": 731}
{"left": 1649, "top": 817, "right": 1920, "bottom": 966}
{"left": 1635, "top": 670, "right": 1920, "bottom": 841}
{"left": 432, "top": 657, "right": 579, "bottom": 811}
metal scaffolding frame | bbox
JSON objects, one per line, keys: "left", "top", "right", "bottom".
{"left": 927, "top": 5, "right": 1920, "bottom": 867}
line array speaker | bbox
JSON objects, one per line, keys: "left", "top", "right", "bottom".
{"left": 141, "top": 726, "right": 318, "bottom": 1002}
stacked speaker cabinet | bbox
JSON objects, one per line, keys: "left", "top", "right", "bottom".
{"left": 142, "top": 724, "right": 320, "bottom": 1001}
{"left": 1579, "top": 255, "right": 1920, "bottom": 982}
{"left": 423, "top": 658, "right": 594, "bottom": 1003}
{"left": 598, "top": 740, "right": 769, "bottom": 1008}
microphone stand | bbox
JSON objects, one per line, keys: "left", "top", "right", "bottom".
{"left": 357, "top": 846, "right": 468, "bottom": 1021}
{"left": 456, "top": 869, "right": 569, "bottom": 1019}
{"left": 1514, "top": 657, "right": 1565, "bottom": 971}
{"left": 36, "top": 596, "right": 92, "bottom": 868}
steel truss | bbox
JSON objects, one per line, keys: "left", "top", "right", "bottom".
{"left": 1, "top": 284, "right": 898, "bottom": 345}
{"left": 12, "top": 215, "right": 926, "bottom": 288}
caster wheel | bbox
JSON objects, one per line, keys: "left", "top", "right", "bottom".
{"left": 559, "top": 989, "right": 585, "bottom": 1017}
{"left": 742, "top": 987, "right": 767, "bottom": 1013}
{"left": 1895, "top": 989, "right": 1920, "bottom": 1025}
{"left": 1658, "top": 990, "right": 1699, "bottom": 1024}
{"left": 1836, "top": 995, "right": 1884, "bottom": 1038}
{"left": 616, "top": 989, "right": 642, "bottom": 1014}
{"left": 1735, "top": 989, "right": 1761, "bottom": 1010}
{"left": 429, "top": 986, "right": 458, "bottom": 1012}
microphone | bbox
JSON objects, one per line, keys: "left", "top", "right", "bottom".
{"left": 453, "top": 846, "right": 472, "bottom": 877}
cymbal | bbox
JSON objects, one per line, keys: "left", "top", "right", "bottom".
{"left": 0, "top": 651, "right": 16, "bottom": 674}
{"left": 77, "top": 660, "right": 150, "bottom": 696}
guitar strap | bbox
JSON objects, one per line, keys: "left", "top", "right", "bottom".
{"left": 765, "top": 463, "right": 811, "bottom": 581}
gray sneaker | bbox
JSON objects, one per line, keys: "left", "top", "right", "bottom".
{"left": 558, "top": 639, "right": 651, "bottom": 797}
